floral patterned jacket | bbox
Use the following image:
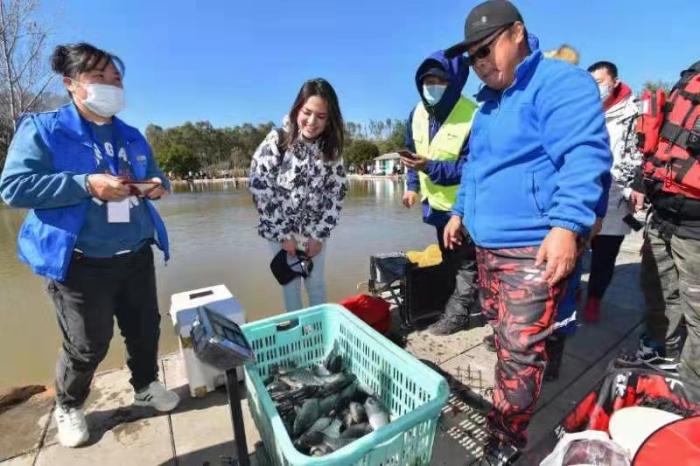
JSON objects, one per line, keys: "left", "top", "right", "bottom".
{"left": 249, "top": 129, "right": 347, "bottom": 242}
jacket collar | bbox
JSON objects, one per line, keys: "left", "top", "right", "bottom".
{"left": 55, "top": 102, "right": 136, "bottom": 145}
{"left": 604, "top": 82, "right": 633, "bottom": 112}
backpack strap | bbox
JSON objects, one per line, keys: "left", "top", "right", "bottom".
{"left": 661, "top": 121, "right": 694, "bottom": 150}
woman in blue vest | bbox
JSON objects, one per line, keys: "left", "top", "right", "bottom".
{"left": 0, "top": 43, "right": 178, "bottom": 448}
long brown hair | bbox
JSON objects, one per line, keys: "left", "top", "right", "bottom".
{"left": 284, "top": 78, "right": 344, "bottom": 161}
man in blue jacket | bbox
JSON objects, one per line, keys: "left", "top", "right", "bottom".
{"left": 401, "top": 50, "right": 481, "bottom": 335}
{"left": 442, "top": 1, "right": 611, "bottom": 462}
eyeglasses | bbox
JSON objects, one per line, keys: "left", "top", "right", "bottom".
{"left": 466, "top": 25, "right": 512, "bottom": 64}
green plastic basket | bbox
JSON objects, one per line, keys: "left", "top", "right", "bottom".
{"left": 241, "top": 304, "right": 448, "bottom": 466}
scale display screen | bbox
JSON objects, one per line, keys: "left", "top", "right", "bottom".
{"left": 191, "top": 306, "right": 255, "bottom": 370}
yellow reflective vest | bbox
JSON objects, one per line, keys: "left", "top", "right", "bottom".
{"left": 411, "top": 96, "right": 477, "bottom": 211}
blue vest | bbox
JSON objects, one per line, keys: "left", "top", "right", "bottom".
{"left": 16, "top": 104, "right": 170, "bottom": 281}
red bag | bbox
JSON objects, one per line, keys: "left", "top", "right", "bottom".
{"left": 633, "top": 416, "right": 700, "bottom": 465}
{"left": 560, "top": 366, "right": 700, "bottom": 434}
{"left": 339, "top": 294, "right": 391, "bottom": 334}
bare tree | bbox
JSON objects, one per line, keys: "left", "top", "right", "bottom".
{"left": 0, "top": 0, "right": 55, "bottom": 167}
{"left": 0, "top": 0, "right": 54, "bottom": 126}
{"left": 642, "top": 80, "right": 674, "bottom": 94}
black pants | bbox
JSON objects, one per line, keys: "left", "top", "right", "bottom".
{"left": 435, "top": 224, "right": 479, "bottom": 319}
{"left": 47, "top": 245, "right": 161, "bottom": 408}
{"left": 588, "top": 235, "right": 625, "bottom": 299}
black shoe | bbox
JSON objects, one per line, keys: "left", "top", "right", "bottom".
{"left": 427, "top": 316, "right": 469, "bottom": 336}
{"left": 472, "top": 437, "right": 520, "bottom": 465}
{"left": 483, "top": 332, "right": 496, "bottom": 353}
{"left": 616, "top": 335, "right": 680, "bottom": 373}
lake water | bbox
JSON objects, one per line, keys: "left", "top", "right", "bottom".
{"left": 0, "top": 179, "right": 436, "bottom": 388}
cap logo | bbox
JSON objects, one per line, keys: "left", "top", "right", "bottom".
{"left": 481, "top": 16, "right": 488, "bottom": 23}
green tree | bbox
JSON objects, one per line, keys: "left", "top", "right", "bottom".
{"left": 343, "top": 139, "right": 379, "bottom": 167}
{"left": 380, "top": 120, "right": 407, "bottom": 153}
{"left": 156, "top": 143, "right": 200, "bottom": 177}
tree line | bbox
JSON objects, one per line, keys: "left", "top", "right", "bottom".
{"left": 146, "top": 119, "right": 408, "bottom": 178}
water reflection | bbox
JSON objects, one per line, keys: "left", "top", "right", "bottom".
{"left": 0, "top": 178, "right": 435, "bottom": 387}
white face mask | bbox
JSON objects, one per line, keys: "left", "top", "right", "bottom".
{"left": 75, "top": 82, "right": 126, "bottom": 117}
{"left": 423, "top": 84, "right": 447, "bottom": 106}
{"left": 598, "top": 83, "right": 611, "bottom": 102}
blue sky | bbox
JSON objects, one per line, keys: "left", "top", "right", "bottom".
{"left": 45, "top": 0, "right": 697, "bottom": 131}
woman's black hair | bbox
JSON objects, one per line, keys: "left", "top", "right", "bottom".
{"left": 51, "top": 42, "right": 125, "bottom": 80}
{"left": 285, "top": 78, "right": 344, "bottom": 161}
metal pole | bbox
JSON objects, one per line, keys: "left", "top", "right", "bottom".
{"left": 225, "top": 368, "right": 250, "bottom": 466}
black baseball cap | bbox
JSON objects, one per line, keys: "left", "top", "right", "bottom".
{"left": 419, "top": 66, "right": 451, "bottom": 82}
{"left": 445, "top": 0, "right": 523, "bottom": 58}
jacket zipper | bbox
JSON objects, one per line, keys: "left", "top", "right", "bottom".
{"left": 474, "top": 80, "right": 516, "bottom": 240}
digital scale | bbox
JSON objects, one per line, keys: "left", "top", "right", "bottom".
{"left": 191, "top": 306, "right": 256, "bottom": 466}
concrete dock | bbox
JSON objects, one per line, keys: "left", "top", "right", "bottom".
{"left": 0, "top": 232, "right": 646, "bottom": 466}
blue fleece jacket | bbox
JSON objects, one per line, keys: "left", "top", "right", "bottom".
{"left": 405, "top": 50, "right": 471, "bottom": 227}
{"left": 452, "top": 42, "right": 612, "bottom": 248}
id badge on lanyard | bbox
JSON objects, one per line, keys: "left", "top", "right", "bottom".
{"left": 87, "top": 123, "right": 131, "bottom": 223}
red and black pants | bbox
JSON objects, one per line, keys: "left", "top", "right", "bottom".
{"left": 476, "top": 246, "right": 566, "bottom": 448}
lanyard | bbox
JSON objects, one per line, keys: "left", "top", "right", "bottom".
{"left": 84, "top": 120, "right": 123, "bottom": 176}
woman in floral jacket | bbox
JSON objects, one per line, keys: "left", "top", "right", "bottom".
{"left": 250, "top": 78, "right": 347, "bottom": 311}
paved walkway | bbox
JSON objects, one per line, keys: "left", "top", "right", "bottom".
{"left": 0, "top": 232, "right": 646, "bottom": 466}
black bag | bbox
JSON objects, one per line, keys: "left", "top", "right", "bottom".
{"left": 403, "top": 260, "right": 455, "bottom": 325}
{"left": 270, "top": 249, "right": 314, "bottom": 285}
{"left": 368, "top": 252, "right": 455, "bottom": 327}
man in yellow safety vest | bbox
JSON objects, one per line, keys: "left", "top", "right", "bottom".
{"left": 401, "top": 49, "right": 480, "bottom": 335}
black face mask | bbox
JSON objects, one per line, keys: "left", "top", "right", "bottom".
{"left": 270, "top": 249, "right": 314, "bottom": 285}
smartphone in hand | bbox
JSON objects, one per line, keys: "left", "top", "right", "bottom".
{"left": 398, "top": 150, "right": 418, "bottom": 161}
{"left": 122, "top": 180, "right": 159, "bottom": 196}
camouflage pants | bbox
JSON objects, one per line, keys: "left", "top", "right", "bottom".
{"left": 642, "top": 222, "right": 700, "bottom": 400}
{"left": 476, "top": 246, "right": 566, "bottom": 448}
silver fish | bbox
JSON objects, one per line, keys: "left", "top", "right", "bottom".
{"left": 349, "top": 401, "right": 367, "bottom": 424}
{"left": 294, "top": 429, "right": 323, "bottom": 450}
{"left": 304, "top": 416, "right": 333, "bottom": 435}
{"left": 294, "top": 416, "right": 331, "bottom": 449}
{"left": 324, "top": 351, "right": 343, "bottom": 373}
{"left": 280, "top": 369, "right": 323, "bottom": 390}
{"left": 319, "top": 372, "right": 356, "bottom": 393}
{"left": 334, "top": 380, "right": 358, "bottom": 412}
{"left": 266, "top": 380, "right": 291, "bottom": 393}
{"left": 322, "top": 434, "right": 354, "bottom": 452}
{"left": 313, "top": 363, "right": 333, "bottom": 377}
{"left": 320, "top": 418, "right": 343, "bottom": 439}
{"left": 364, "top": 396, "right": 390, "bottom": 430}
{"left": 341, "top": 409, "right": 354, "bottom": 429}
{"left": 293, "top": 398, "right": 320, "bottom": 437}
{"left": 310, "top": 443, "right": 334, "bottom": 457}
{"left": 319, "top": 393, "right": 339, "bottom": 416}
{"left": 307, "top": 433, "right": 353, "bottom": 456}
{"left": 340, "top": 423, "right": 371, "bottom": 439}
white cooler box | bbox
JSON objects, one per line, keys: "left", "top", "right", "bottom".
{"left": 169, "top": 284, "right": 245, "bottom": 397}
